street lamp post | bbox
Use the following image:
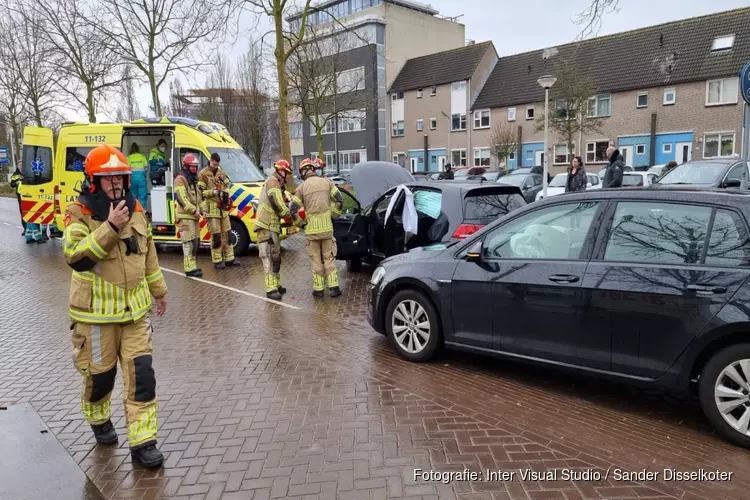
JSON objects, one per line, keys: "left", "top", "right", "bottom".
{"left": 537, "top": 75, "right": 557, "bottom": 198}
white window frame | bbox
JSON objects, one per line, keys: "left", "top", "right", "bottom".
{"left": 337, "top": 67, "right": 366, "bottom": 93}
{"left": 429, "top": 118, "right": 437, "bottom": 130}
{"left": 310, "top": 116, "right": 336, "bottom": 135}
{"left": 451, "top": 81, "right": 466, "bottom": 91}
{"left": 416, "top": 88, "right": 423, "bottom": 99}
{"left": 711, "top": 34, "right": 735, "bottom": 52}
{"left": 392, "top": 152, "right": 406, "bottom": 167}
{"left": 451, "top": 113, "right": 467, "bottom": 131}
{"left": 587, "top": 94, "right": 612, "bottom": 118}
{"left": 706, "top": 78, "right": 739, "bottom": 106}
{"left": 392, "top": 92, "right": 404, "bottom": 101}
{"left": 430, "top": 86, "right": 437, "bottom": 96}
{"left": 663, "top": 89, "right": 676, "bottom": 105}
{"left": 416, "top": 119, "right": 423, "bottom": 131}
{"left": 663, "top": 143, "right": 672, "bottom": 154}
{"left": 703, "top": 132, "right": 736, "bottom": 158}
{"left": 337, "top": 109, "right": 367, "bottom": 133}
{"left": 508, "top": 107, "right": 516, "bottom": 122}
{"left": 585, "top": 140, "right": 609, "bottom": 164}
{"left": 636, "top": 144, "right": 646, "bottom": 155}
{"left": 636, "top": 93, "right": 648, "bottom": 108}
{"left": 473, "top": 147, "right": 490, "bottom": 167}
{"left": 553, "top": 144, "right": 570, "bottom": 165}
{"left": 391, "top": 120, "right": 404, "bottom": 137}
{"left": 525, "top": 107, "right": 535, "bottom": 120}
{"left": 451, "top": 149, "right": 467, "bottom": 167}
{"left": 473, "top": 109, "right": 490, "bottom": 129}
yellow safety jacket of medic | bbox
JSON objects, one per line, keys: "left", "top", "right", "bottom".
{"left": 290, "top": 176, "right": 343, "bottom": 240}
{"left": 197, "top": 166, "right": 231, "bottom": 218}
{"left": 10, "top": 171, "right": 22, "bottom": 195}
{"left": 254, "top": 175, "right": 290, "bottom": 234}
{"left": 63, "top": 201, "right": 168, "bottom": 324}
{"left": 174, "top": 173, "right": 201, "bottom": 221}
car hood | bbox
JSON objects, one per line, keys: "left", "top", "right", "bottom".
{"left": 351, "top": 161, "right": 415, "bottom": 208}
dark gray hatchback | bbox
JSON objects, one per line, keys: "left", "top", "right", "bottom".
{"left": 367, "top": 186, "right": 750, "bottom": 448}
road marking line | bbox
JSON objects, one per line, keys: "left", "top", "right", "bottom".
{"left": 160, "top": 266, "right": 301, "bottom": 310}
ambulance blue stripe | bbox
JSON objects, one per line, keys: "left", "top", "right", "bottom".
{"left": 237, "top": 194, "right": 255, "bottom": 211}
{"left": 230, "top": 188, "right": 244, "bottom": 202}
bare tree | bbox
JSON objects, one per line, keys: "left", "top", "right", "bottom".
{"left": 243, "top": 0, "right": 313, "bottom": 160}
{"left": 235, "top": 42, "right": 274, "bottom": 166}
{"left": 31, "top": 0, "right": 130, "bottom": 123}
{"left": 489, "top": 122, "right": 518, "bottom": 173}
{"left": 116, "top": 65, "right": 142, "bottom": 123}
{"left": 169, "top": 78, "right": 190, "bottom": 117}
{"left": 0, "top": 2, "right": 59, "bottom": 127}
{"left": 0, "top": 37, "right": 31, "bottom": 161}
{"left": 99, "top": 0, "right": 238, "bottom": 116}
{"left": 288, "top": 27, "right": 373, "bottom": 161}
{"left": 574, "top": 0, "right": 620, "bottom": 39}
{"left": 535, "top": 61, "right": 604, "bottom": 164}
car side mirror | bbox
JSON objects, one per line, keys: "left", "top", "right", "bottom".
{"left": 724, "top": 178, "right": 742, "bottom": 188}
{"left": 465, "top": 240, "right": 483, "bottom": 262}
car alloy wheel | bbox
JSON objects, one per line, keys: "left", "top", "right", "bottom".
{"left": 714, "top": 359, "right": 750, "bottom": 434}
{"left": 391, "top": 299, "right": 430, "bottom": 354}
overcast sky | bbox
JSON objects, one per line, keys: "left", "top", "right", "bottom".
{"left": 90, "top": 0, "right": 749, "bottom": 122}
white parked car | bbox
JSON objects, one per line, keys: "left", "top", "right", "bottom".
{"left": 536, "top": 172, "right": 598, "bottom": 201}
{"left": 597, "top": 165, "right": 634, "bottom": 179}
{"left": 647, "top": 164, "right": 667, "bottom": 177}
{"left": 621, "top": 171, "right": 659, "bottom": 187}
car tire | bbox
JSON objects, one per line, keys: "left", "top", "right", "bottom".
{"left": 698, "top": 343, "right": 750, "bottom": 448}
{"left": 347, "top": 258, "right": 362, "bottom": 272}
{"left": 230, "top": 219, "right": 251, "bottom": 257}
{"left": 385, "top": 290, "right": 442, "bottom": 363}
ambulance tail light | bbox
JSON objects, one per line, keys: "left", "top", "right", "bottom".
{"left": 53, "top": 185, "right": 61, "bottom": 215}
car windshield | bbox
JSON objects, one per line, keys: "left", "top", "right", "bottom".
{"left": 208, "top": 147, "right": 265, "bottom": 182}
{"left": 657, "top": 162, "right": 728, "bottom": 185}
{"left": 549, "top": 175, "right": 567, "bottom": 187}
{"left": 621, "top": 174, "right": 644, "bottom": 186}
{"left": 497, "top": 175, "right": 526, "bottom": 187}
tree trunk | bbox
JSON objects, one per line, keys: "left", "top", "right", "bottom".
{"left": 316, "top": 128, "right": 324, "bottom": 159}
{"left": 11, "top": 119, "right": 21, "bottom": 164}
{"left": 149, "top": 72, "right": 160, "bottom": 116}
{"left": 274, "top": 11, "right": 291, "bottom": 160}
{"left": 86, "top": 82, "right": 96, "bottom": 123}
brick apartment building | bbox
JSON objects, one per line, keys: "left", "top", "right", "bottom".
{"left": 389, "top": 7, "right": 750, "bottom": 176}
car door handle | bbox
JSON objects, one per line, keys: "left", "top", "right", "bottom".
{"left": 549, "top": 274, "right": 579, "bottom": 283}
{"left": 686, "top": 284, "right": 727, "bottom": 294}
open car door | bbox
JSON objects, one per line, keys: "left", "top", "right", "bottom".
{"left": 20, "top": 126, "right": 56, "bottom": 227}
{"left": 333, "top": 188, "right": 367, "bottom": 260}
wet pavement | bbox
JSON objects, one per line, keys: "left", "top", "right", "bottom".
{"left": 1, "top": 195, "right": 750, "bottom": 500}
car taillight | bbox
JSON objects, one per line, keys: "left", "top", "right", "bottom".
{"left": 453, "top": 224, "right": 484, "bottom": 239}
{"left": 53, "top": 185, "right": 61, "bottom": 214}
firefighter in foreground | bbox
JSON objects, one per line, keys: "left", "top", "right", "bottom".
{"left": 198, "top": 153, "right": 240, "bottom": 269}
{"left": 254, "top": 159, "right": 293, "bottom": 300}
{"left": 10, "top": 161, "right": 25, "bottom": 235}
{"left": 290, "top": 158, "right": 344, "bottom": 297}
{"left": 175, "top": 153, "right": 203, "bottom": 277}
{"left": 62, "top": 144, "right": 168, "bottom": 469}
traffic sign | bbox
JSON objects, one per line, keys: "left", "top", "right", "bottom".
{"left": 741, "top": 61, "right": 750, "bottom": 105}
{"left": 0, "top": 147, "right": 8, "bottom": 165}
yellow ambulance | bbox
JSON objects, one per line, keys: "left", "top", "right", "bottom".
{"left": 19, "top": 117, "right": 295, "bottom": 254}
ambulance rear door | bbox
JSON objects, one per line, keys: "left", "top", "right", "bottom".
{"left": 20, "top": 126, "right": 56, "bottom": 226}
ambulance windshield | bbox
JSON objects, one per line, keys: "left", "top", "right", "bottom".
{"left": 208, "top": 148, "right": 265, "bottom": 183}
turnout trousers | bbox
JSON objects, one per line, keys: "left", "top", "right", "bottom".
{"left": 257, "top": 229, "right": 282, "bottom": 293}
{"left": 72, "top": 318, "right": 158, "bottom": 449}
{"left": 179, "top": 219, "right": 200, "bottom": 272}
{"left": 207, "top": 216, "right": 234, "bottom": 264}
{"left": 307, "top": 237, "right": 339, "bottom": 291}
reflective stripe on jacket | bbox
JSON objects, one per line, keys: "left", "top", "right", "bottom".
{"left": 63, "top": 201, "right": 167, "bottom": 324}
{"left": 174, "top": 173, "right": 201, "bottom": 220}
{"left": 197, "top": 166, "right": 231, "bottom": 218}
{"left": 290, "top": 176, "right": 343, "bottom": 240}
{"left": 254, "top": 175, "right": 289, "bottom": 234}
{"left": 128, "top": 153, "right": 149, "bottom": 173}
{"left": 10, "top": 172, "right": 22, "bottom": 195}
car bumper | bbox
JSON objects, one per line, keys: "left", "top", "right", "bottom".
{"left": 366, "top": 282, "right": 386, "bottom": 335}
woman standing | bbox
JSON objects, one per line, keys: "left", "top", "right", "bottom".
{"left": 565, "top": 156, "right": 588, "bottom": 193}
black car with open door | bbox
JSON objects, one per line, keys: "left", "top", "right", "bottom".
{"left": 334, "top": 161, "right": 526, "bottom": 271}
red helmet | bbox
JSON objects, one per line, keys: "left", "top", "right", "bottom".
{"left": 274, "top": 159, "right": 293, "bottom": 175}
{"left": 299, "top": 158, "right": 315, "bottom": 175}
{"left": 313, "top": 158, "right": 326, "bottom": 169}
{"left": 183, "top": 153, "right": 199, "bottom": 172}
{"left": 85, "top": 144, "right": 131, "bottom": 192}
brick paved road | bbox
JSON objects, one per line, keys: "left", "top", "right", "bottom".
{"left": 1, "top": 196, "right": 749, "bottom": 500}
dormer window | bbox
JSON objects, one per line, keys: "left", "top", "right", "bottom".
{"left": 711, "top": 35, "right": 735, "bottom": 52}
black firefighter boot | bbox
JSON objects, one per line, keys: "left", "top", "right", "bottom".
{"left": 186, "top": 268, "right": 203, "bottom": 278}
{"left": 91, "top": 420, "right": 118, "bottom": 445}
{"left": 131, "top": 441, "right": 164, "bottom": 469}
{"left": 266, "top": 289, "right": 282, "bottom": 300}
{"left": 329, "top": 287, "right": 342, "bottom": 298}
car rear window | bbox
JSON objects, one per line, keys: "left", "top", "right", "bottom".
{"left": 463, "top": 188, "right": 526, "bottom": 221}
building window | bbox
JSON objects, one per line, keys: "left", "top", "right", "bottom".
{"left": 417, "top": 88, "right": 423, "bottom": 99}
{"left": 451, "top": 149, "right": 467, "bottom": 167}
{"left": 430, "top": 86, "right": 437, "bottom": 96}
{"left": 706, "top": 78, "right": 739, "bottom": 105}
{"left": 711, "top": 34, "right": 735, "bottom": 52}
{"left": 663, "top": 89, "right": 676, "bottom": 105}
{"left": 337, "top": 150, "right": 367, "bottom": 172}
{"left": 473, "top": 109, "right": 490, "bottom": 129}
{"left": 392, "top": 92, "right": 404, "bottom": 101}
{"left": 392, "top": 153, "right": 406, "bottom": 167}
{"left": 636, "top": 144, "right": 646, "bottom": 155}
{"left": 508, "top": 107, "right": 516, "bottom": 121}
{"left": 554, "top": 99, "right": 570, "bottom": 120}
{"left": 392, "top": 120, "right": 404, "bottom": 136}
{"left": 416, "top": 119, "right": 423, "bottom": 131}
{"left": 637, "top": 93, "right": 648, "bottom": 108}
{"left": 289, "top": 121, "right": 303, "bottom": 139}
{"left": 663, "top": 143, "right": 672, "bottom": 154}
{"left": 430, "top": 118, "right": 437, "bottom": 130}
{"left": 311, "top": 116, "right": 336, "bottom": 135}
{"left": 337, "top": 110, "right": 366, "bottom": 133}
{"left": 587, "top": 94, "right": 611, "bottom": 117}
{"left": 474, "top": 148, "right": 490, "bottom": 167}
{"left": 586, "top": 141, "right": 609, "bottom": 163}
{"left": 451, "top": 113, "right": 466, "bottom": 131}
{"left": 509, "top": 152, "right": 516, "bottom": 160}
{"left": 337, "top": 67, "right": 366, "bottom": 93}
{"left": 704, "top": 133, "right": 735, "bottom": 158}
{"left": 554, "top": 144, "right": 570, "bottom": 165}
{"left": 526, "top": 107, "right": 535, "bottom": 120}
{"left": 451, "top": 81, "right": 466, "bottom": 91}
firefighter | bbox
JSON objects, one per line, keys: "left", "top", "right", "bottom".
{"left": 254, "top": 159, "right": 293, "bottom": 300}
{"left": 175, "top": 153, "right": 203, "bottom": 277}
{"left": 10, "top": 161, "right": 25, "bottom": 235}
{"left": 127, "top": 143, "right": 149, "bottom": 210}
{"left": 313, "top": 157, "right": 326, "bottom": 177}
{"left": 197, "top": 152, "right": 240, "bottom": 268}
{"left": 290, "top": 158, "right": 344, "bottom": 297}
{"left": 62, "top": 144, "right": 168, "bottom": 469}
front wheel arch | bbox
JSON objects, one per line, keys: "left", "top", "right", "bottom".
{"left": 229, "top": 217, "right": 251, "bottom": 256}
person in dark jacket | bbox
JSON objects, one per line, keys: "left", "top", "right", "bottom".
{"left": 603, "top": 147, "right": 624, "bottom": 188}
{"left": 439, "top": 163, "right": 454, "bottom": 180}
{"left": 565, "top": 156, "right": 587, "bottom": 193}
{"left": 10, "top": 162, "right": 26, "bottom": 235}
